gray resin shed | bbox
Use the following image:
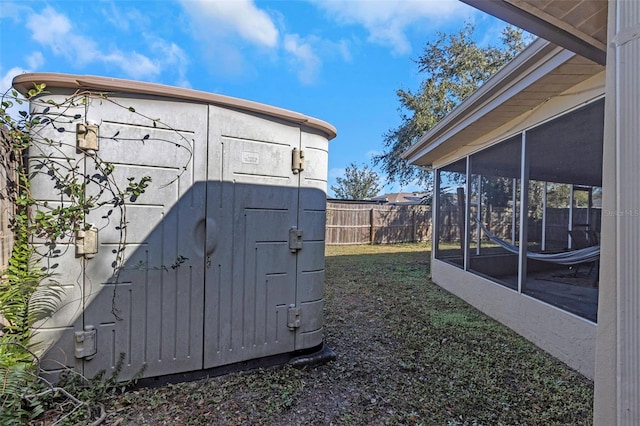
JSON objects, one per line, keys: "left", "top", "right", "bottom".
{"left": 13, "top": 73, "right": 336, "bottom": 382}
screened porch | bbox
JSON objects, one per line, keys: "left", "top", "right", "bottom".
{"left": 434, "top": 98, "right": 604, "bottom": 322}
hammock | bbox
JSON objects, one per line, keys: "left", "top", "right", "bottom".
{"left": 473, "top": 219, "right": 600, "bottom": 265}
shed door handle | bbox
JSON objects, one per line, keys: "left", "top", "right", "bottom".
{"left": 205, "top": 217, "right": 218, "bottom": 256}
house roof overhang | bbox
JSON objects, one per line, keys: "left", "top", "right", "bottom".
{"left": 461, "top": 0, "right": 607, "bottom": 65}
{"left": 402, "top": 37, "right": 604, "bottom": 167}
{"left": 403, "top": 0, "right": 608, "bottom": 168}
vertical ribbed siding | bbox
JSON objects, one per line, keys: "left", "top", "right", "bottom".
{"left": 616, "top": 0, "right": 640, "bottom": 422}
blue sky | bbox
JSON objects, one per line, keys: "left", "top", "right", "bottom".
{"left": 0, "top": 0, "right": 509, "bottom": 197}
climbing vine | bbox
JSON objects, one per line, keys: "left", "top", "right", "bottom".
{"left": 0, "top": 82, "right": 193, "bottom": 423}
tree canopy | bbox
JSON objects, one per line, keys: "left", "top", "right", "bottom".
{"left": 374, "top": 23, "right": 530, "bottom": 190}
{"left": 331, "top": 162, "right": 382, "bottom": 200}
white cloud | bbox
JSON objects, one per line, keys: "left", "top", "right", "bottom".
{"left": 179, "top": 0, "right": 279, "bottom": 48}
{"left": 147, "top": 38, "right": 191, "bottom": 87}
{"left": 102, "top": 51, "right": 161, "bottom": 80}
{"left": 0, "top": 54, "right": 40, "bottom": 97}
{"left": 26, "top": 6, "right": 77, "bottom": 57}
{"left": 177, "top": 0, "right": 279, "bottom": 81}
{"left": 281, "top": 32, "right": 354, "bottom": 85}
{"left": 284, "top": 34, "right": 321, "bottom": 85}
{"left": 310, "top": 0, "right": 466, "bottom": 55}
{"left": 99, "top": 1, "right": 145, "bottom": 32}
{"left": 335, "top": 39, "right": 352, "bottom": 62}
{"left": 1, "top": 68, "right": 30, "bottom": 121}
{"left": 1, "top": 67, "right": 28, "bottom": 95}
{"left": 0, "top": 2, "right": 30, "bottom": 21}
{"left": 177, "top": 1, "right": 353, "bottom": 85}
{"left": 23, "top": 6, "right": 170, "bottom": 80}
{"left": 26, "top": 52, "right": 44, "bottom": 70}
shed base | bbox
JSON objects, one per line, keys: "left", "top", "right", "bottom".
{"left": 289, "top": 342, "right": 336, "bottom": 368}
{"left": 133, "top": 342, "right": 335, "bottom": 390}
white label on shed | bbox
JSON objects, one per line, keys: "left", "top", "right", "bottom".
{"left": 242, "top": 151, "right": 260, "bottom": 165}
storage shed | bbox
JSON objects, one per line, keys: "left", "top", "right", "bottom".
{"left": 12, "top": 73, "right": 336, "bottom": 382}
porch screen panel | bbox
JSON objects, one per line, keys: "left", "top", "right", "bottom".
{"left": 521, "top": 99, "right": 604, "bottom": 322}
{"left": 544, "top": 183, "right": 572, "bottom": 251}
{"left": 468, "top": 136, "right": 521, "bottom": 290}
{"left": 435, "top": 158, "right": 467, "bottom": 268}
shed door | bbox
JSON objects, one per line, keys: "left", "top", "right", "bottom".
{"left": 203, "top": 108, "right": 301, "bottom": 368}
{"left": 81, "top": 100, "right": 208, "bottom": 380}
{"left": 77, "top": 103, "right": 304, "bottom": 380}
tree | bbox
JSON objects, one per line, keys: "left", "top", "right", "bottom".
{"left": 374, "top": 23, "right": 530, "bottom": 190}
{"left": 331, "top": 162, "right": 382, "bottom": 199}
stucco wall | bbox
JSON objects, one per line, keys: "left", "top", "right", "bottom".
{"left": 431, "top": 258, "right": 596, "bottom": 379}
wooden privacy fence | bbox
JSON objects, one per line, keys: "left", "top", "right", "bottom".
{"left": 439, "top": 205, "right": 601, "bottom": 248}
{"left": 326, "top": 201, "right": 432, "bottom": 245}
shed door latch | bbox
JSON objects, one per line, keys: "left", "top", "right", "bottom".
{"left": 76, "top": 228, "right": 98, "bottom": 259}
{"left": 292, "top": 148, "right": 305, "bottom": 174}
{"left": 74, "top": 326, "right": 97, "bottom": 359}
{"left": 289, "top": 227, "right": 303, "bottom": 252}
{"left": 76, "top": 122, "right": 100, "bottom": 151}
{"left": 287, "top": 305, "right": 301, "bottom": 330}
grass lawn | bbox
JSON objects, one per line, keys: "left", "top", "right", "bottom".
{"left": 96, "top": 242, "right": 593, "bottom": 425}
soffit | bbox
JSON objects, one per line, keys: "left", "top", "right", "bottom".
{"left": 462, "top": 0, "right": 608, "bottom": 64}
{"left": 506, "top": 0, "right": 607, "bottom": 47}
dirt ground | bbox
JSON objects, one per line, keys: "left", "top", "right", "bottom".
{"left": 37, "top": 243, "right": 593, "bottom": 425}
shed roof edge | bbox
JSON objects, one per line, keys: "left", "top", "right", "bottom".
{"left": 12, "top": 73, "right": 337, "bottom": 140}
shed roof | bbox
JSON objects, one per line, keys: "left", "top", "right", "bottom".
{"left": 12, "top": 73, "right": 337, "bottom": 140}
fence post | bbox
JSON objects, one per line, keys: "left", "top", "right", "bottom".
{"left": 370, "top": 207, "right": 375, "bottom": 244}
{"left": 412, "top": 209, "right": 417, "bottom": 242}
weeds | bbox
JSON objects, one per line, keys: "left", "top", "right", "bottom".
{"left": 27, "top": 353, "right": 145, "bottom": 425}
